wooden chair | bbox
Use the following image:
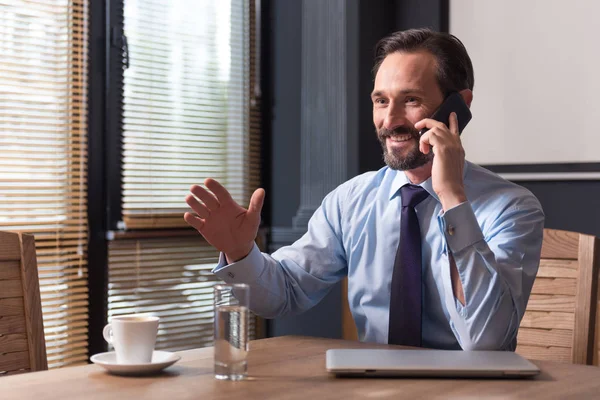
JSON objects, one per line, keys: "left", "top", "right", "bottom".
{"left": 341, "top": 278, "right": 358, "bottom": 340}
{"left": 517, "top": 228, "right": 599, "bottom": 365}
{"left": 0, "top": 231, "right": 47, "bottom": 375}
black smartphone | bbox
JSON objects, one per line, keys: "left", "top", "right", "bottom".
{"left": 418, "top": 91, "right": 472, "bottom": 136}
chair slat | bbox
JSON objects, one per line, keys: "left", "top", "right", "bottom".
{"left": 0, "top": 280, "right": 23, "bottom": 299}
{"left": 527, "top": 294, "right": 575, "bottom": 313}
{"left": 0, "top": 368, "right": 30, "bottom": 376}
{"left": 0, "top": 351, "right": 30, "bottom": 372}
{"left": 537, "top": 259, "right": 578, "bottom": 278}
{"left": 517, "top": 327, "right": 573, "bottom": 348}
{"left": 520, "top": 311, "right": 574, "bottom": 330}
{"left": 0, "top": 315, "right": 27, "bottom": 335}
{"left": 0, "top": 261, "right": 21, "bottom": 280}
{"left": 572, "top": 234, "right": 599, "bottom": 364}
{"left": 19, "top": 233, "right": 48, "bottom": 371}
{"left": 541, "top": 229, "right": 579, "bottom": 259}
{"left": 0, "top": 233, "right": 21, "bottom": 262}
{"left": 0, "top": 298, "right": 24, "bottom": 317}
{"left": 0, "top": 333, "right": 28, "bottom": 354}
{"left": 531, "top": 277, "right": 576, "bottom": 296}
{"left": 516, "top": 344, "right": 571, "bottom": 363}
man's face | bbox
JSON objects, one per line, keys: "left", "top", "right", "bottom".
{"left": 372, "top": 51, "right": 445, "bottom": 171}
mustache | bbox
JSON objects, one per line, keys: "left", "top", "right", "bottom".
{"left": 378, "top": 126, "right": 420, "bottom": 138}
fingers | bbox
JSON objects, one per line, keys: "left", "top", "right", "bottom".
{"left": 189, "top": 184, "right": 220, "bottom": 210}
{"left": 420, "top": 128, "right": 463, "bottom": 156}
{"left": 189, "top": 178, "right": 236, "bottom": 210}
{"left": 183, "top": 212, "right": 204, "bottom": 231}
{"left": 415, "top": 114, "right": 459, "bottom": 135}
{"left": 247, "top": 188, "right": 265, "bottom": 214}
{"left": 419, "top": 130, "right": 438, "bottom": 154}
{"left": 449, "top": 112, "right": 459, "bottom": 136}
{"left": 205, "top": 178, "right": 233, "bottom": 204}
{"left": 419, "top": 129, "right": 450, "bottom": 154}
{"left": 419, "top": 113, "right": 461, "bottom": 154}
{"left": 414, "top": 118, "right": 447, "bottom": 132}
{"left": 185, "top": 194, "right": 211, "bottom": 218}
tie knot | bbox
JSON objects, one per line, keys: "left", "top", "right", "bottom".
{"left": 400, "top": 184, "right": 430, "bottom": 208}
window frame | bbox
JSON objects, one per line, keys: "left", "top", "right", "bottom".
{"left": 87, "top": 0, "right": 267, "bottom": 357}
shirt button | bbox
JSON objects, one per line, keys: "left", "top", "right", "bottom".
{"left": 228, "top": 272, "right": 235, "bottom": 278}
{"left": 448, "top": 226, "right": 455, "bottom": 236}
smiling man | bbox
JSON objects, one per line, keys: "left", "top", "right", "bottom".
{"left": 184, "top": 29, "right": 545, "bottom": 351}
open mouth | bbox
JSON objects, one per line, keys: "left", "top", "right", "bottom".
{"left": 387, "top": 134, "right": 413, "bottom": 143}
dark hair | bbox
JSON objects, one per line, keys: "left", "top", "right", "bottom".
{"left": 373, "top": 28, "right": 474, "bottom": 95}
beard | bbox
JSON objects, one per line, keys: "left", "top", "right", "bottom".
{"left": 377, "top": 126, "right": 433, "bottom": 171}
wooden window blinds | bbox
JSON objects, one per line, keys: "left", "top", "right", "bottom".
{"left": 107, "top": 0, "right": 262, "bottom": 351}
{"left": 0, "top": 0, "right": 90, "bottom": 368}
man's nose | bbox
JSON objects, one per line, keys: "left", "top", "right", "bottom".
{"left": 382, "top": 103, "right": 408, "bottom": 131}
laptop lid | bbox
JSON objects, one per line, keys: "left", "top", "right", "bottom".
{"left": 326, "top": 349, "right": 540, "bottom": 378}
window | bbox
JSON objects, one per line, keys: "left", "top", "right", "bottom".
{"left": 0, "top": 0, "right": 89, "bottom": 368}
{"left": 120, "top": 0, "right": 252, "bottom": 229}
{"left": 106, "top": 0, "right": 262, "bottom": 350}
{"left": 0, "top": 0, "right": 260, "bottom": 366}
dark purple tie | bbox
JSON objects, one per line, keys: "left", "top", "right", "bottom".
{"left": 388, "top": 184, "right": 430, "bottom": 346}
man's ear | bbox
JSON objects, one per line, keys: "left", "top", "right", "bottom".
{"left": 459, "top": 89, "right": 473, "bottom": 108}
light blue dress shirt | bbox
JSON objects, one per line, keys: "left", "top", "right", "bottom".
{"left": 214, "top": 161, "right": 545, "bottom": 351}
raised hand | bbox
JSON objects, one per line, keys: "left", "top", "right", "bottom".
{"left": 415, "top": 112, "right": 467, "bottom": 211}
{"left": 184, "top": 178, "right": 265, "bottom": 263}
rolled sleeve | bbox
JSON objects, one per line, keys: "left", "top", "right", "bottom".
{"left": 212, "top": 243, "right": 266, "bottom": 284}
{"left": 439, "top": 202, "right": 484, "bottom": 254}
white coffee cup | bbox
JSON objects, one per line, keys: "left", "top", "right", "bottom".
{"left": 103, "top": 315, "right": 159, "bottom": 364}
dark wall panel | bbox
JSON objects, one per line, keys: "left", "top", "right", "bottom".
{"left": 357, "top": 0, "right": 395, "bottom": 173}
{"left": 266, "top": 0, "right": 342, "bottom": 339}
{"left": 269, "top": 0, "right": 302, "bottom": 227}
{"left": 518, "top": 181, "right": 600, "bottom": 237}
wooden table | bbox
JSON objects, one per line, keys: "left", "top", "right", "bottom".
{"left": 3, "top": 336, "right": 600, "bottom": 399}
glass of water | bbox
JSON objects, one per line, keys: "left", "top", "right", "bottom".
{"left": 214, "top": 283, "right": 250, "bottom": 380}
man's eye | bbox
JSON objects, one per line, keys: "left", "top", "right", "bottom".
{"left": 406, "top": 97, "right": 418, "bottom": 104}
{"left": 374, "top": 98, "right": 387, "bottom": 105}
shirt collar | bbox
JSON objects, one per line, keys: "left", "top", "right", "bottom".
{"left": 387, "top": 161, "right": 470, "bottom": 203}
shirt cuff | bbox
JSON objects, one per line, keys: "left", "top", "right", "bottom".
{"left": 212, "top": 243, "right": 266, "bottom": 283}
{"left": 438, "top": 201, "right": 484, "bottom": 254}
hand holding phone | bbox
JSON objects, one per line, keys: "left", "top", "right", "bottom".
{"left": 418, "top": 92, "right": 472, "bottom": 137}
{"left": 414, "top": 92, "right": 470, "bottom": 212}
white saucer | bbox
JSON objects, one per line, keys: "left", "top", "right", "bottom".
{"left": 90, "top": 350, "right": 181, "bottom": 376}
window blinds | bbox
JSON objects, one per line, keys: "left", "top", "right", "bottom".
{"left": 0, "top": 0, "right": 89, "bottom": 368}
{"left": 120, "top": 0, "right": 255, "bottom": 230}
{"left": 108, "top": 0, "right": 262, "bottom": 351}
{"left": 108, "top": 237, "right": 257, "bottom": 351}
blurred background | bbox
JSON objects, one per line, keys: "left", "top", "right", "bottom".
{"left": 1, "top": 0, "right": 598, "bottom": 369}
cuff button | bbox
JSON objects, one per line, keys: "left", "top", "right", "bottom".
{"left": 448, "top": 226, "right": 455, "bottom": 236}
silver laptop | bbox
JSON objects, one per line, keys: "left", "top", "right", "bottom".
{"left": 326, "top": 349, "right": 540, "bottom": 378}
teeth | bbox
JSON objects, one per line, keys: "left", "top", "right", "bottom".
{"left": 389, "top": 134, "right": 412, "bottom": 142}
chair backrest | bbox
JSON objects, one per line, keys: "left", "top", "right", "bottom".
{"left": 517, "top": 228, "right": 599, "bottom": 365}
{"left": 341, "top": 278, "right": 358, "bottom": 341}
{"left": 0, "top": 231, "right": 47, "bottom": 375}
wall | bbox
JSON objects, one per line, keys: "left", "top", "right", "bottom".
{"left": 266, "top": 0, "right": 340, "bottom": 338}
{"left": 519, "top": 181, "right": 600, "bottom": 238}
{"left": 268, "top": 0, "right": 302, "bottom": 227}
{"left": 451, "top": 0, "right": 600, "bottom": 167}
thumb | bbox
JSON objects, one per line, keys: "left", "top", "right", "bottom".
{"left": 247, "top": 188, "right": 265, "bottom": 215}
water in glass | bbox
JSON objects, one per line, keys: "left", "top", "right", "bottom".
{"left": 214, "top": 304, "right": 249, "bottom": 380}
